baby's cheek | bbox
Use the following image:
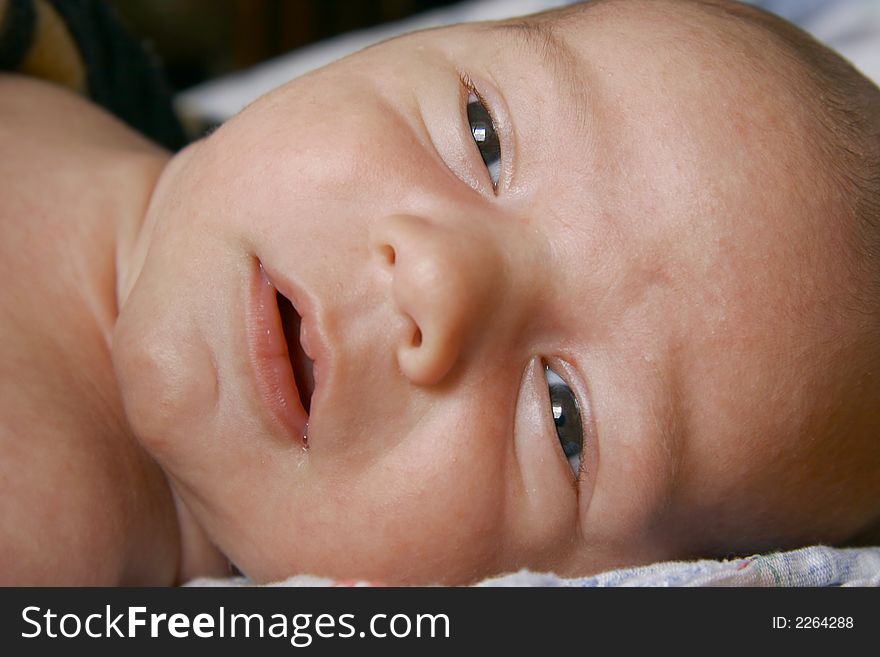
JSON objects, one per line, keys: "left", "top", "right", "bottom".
{"left": 112, "top": 267, "right": 218, "bottom": 470}
{"left": 319, "top": 424, "right": 509, "bottom": 584}
{"left": 501, "top": 467, "right": 579, "bottom": 571}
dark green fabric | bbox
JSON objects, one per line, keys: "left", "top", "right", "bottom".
{"left": 0, "top": 0, "right": 187, "bottom": 150}
{"left": 0, "top": 0, "right": 36, "bottom": 69}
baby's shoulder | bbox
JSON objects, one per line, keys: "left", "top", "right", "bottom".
{"left": 0, "top": 75, "right": 165, "bottom": 287}
{"left": 0, "top": 76, "right": 171, "bottom": 584}
{"left": 0, "top": 73, "right": 165, "bottom": 155}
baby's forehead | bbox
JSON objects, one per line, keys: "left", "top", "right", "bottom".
{"left": 502, "top": 0, "right": 802, "bottom": 74}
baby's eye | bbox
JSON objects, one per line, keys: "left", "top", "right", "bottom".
{"left": 466, "top": 92, "right": 501, "bottom": 187}
{"left": 545, "top": 365, "right": 583, "bottom": 475}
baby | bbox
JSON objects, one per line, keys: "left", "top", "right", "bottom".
{"left": 1, "top": 0, "right": 879, "bottom": 585}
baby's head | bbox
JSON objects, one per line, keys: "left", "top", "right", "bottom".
{"left": 112, "top": 0, "right": 880, "bottom": 583}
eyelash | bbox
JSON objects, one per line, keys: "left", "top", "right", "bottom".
{"left": 458, "top": 72, "right": 502, "bottom": 190}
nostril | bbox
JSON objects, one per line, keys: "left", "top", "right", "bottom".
{"left": 380, "top": 244, "right": 396, "bottom": 266}
{"left": 411, "top": 327, "right": 422, "bottom": 347}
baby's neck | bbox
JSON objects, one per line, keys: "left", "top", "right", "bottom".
{"left": 113, "top": 143, "right": 234, "bottom": 584}
{"left": 0, "top": 76, "right": 225, "bottom": 584}
{"left": 108, "top": 153, "right": 220, "bottom": 584}
{"left": 105, "top": 151, "right": 232, "bottom": 584}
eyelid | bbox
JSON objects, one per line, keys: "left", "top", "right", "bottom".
{"left": 457, "top": 70, "right": 514, "bottom": 194}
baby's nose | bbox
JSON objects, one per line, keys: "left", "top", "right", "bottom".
{"left": 370, "top": 214, "right": 503, "bottom": 386}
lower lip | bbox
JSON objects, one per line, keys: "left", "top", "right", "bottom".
{"left": 247, "top": 259, "right": 309, "bottom": 445}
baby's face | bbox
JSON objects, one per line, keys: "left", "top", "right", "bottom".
{"left": 114, "top": 2, "right": 873, "bottom": 583}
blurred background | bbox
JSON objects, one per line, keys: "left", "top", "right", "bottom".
{"left": 103, "top": 0, "right": 463, "bottom": 93}
{"left": 98, "top": 0, "right": 880, "bottom": 136}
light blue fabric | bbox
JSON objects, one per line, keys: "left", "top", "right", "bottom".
{"left": 479, "top": 546, "right": 880, "bottom": 587}
{"left": 751, "top": 0, "right": 838, "bottom": 25}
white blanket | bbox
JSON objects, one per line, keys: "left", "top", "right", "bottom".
{"left": 186, "top": 545, "right": 880, "bottom": 587}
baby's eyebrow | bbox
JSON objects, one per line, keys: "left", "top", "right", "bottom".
{"left": 478, "top": 19, "right": 592, "bottom": 146}
{"left": 482, "top": 19, "right": 584, "bottom": 99}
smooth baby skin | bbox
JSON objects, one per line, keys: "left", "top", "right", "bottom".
{"left": 0, "top": 74, "right": 187, "bottom": 584}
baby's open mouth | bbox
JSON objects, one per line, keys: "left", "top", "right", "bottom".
{"left": 277, "top": 291, "right": 315, "bottom": 414}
